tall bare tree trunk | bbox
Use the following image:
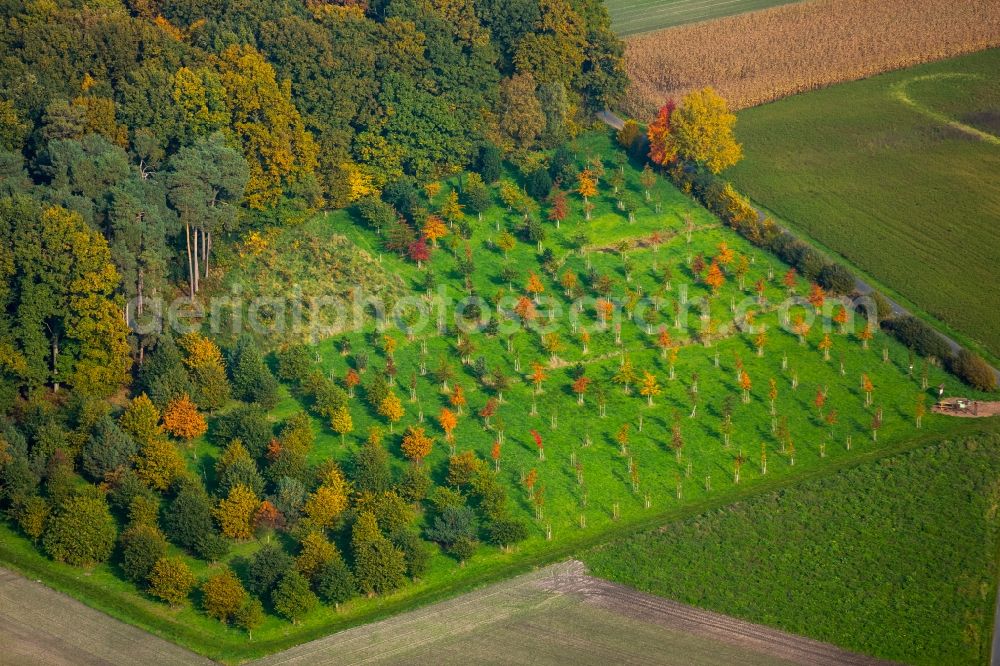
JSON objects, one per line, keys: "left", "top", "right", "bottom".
{"left": 193, "top": 227, "right": 200, "bottom": 294}
{"left": 204, "top": 229, "right": 211, "bottom": 280}
{"left": 185, "top": 221, "right": 195, "bottom": 300}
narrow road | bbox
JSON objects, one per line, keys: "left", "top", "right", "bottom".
{"left": 0, "top": 567, "right": 213, "bottom": 665}
{"left": 597, "top": 108, "right": 1000, "bottom": 386}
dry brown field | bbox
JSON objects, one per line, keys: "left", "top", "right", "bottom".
{"left": 622, "top": 0, "right": 1000, "bottom": 116}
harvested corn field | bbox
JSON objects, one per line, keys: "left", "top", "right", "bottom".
{"left": 622, "top": 0, "right": 1000, "bottom": 116}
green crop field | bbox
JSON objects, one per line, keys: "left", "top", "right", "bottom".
{"left": 604, "top": 0, "right": 802, "bottom": 35}
{"left": 584, "top": 431, "right": 1000, "bottom": 665}
{"left": 726, "top": 49, "right": 1000, "bottom": 363}
{"left": 1, "top": 131, "right": 990, "bottom": 663}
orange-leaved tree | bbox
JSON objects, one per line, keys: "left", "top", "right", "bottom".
{"left": 162, "top": 393, "right": 207, "bottom": 443}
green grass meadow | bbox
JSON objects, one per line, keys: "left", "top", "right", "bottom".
{"left": 584, "top": 431, "right": 1000, "bottom": 665}
{"left": 604, "top": 0, "right": 802, "bottom": 35}
{"left": 1, "top": 130, "right": 995, "bottom": 662}
{"left": 727, "top": 49, "right": 1000, "bottom": 363}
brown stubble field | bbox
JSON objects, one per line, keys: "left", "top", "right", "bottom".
{"left": 621, "top": 0, "right": 1000, "bottom": 116}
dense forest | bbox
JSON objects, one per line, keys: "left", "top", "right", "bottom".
{"left": 0, "top": 0, "right": 625, "bottom": 406}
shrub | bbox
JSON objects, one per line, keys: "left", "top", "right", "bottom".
{"left": 817, "top": 263, "right": 856, "bottom": 295}
{"left": 883, "top": 316, "right": 953, "bottom": 361}
{"left": 148, "top": 557, "right": 195, "bottom": 605}
{"left": 950, "top": 350, "right": 997, "bottom": 392}
{"left": 794, "top": 247, "right": 826, "bottom": 281}
{"left": 487, "top": 515, "right": 529, "bottom": 550}
{"left": 870, "top": 291, "right": 895, "bottom": 322}
{"left": 10, "top": 494, "right": 49, "bottom": 541}
{"left": 42, "top": 492, "right": 116, "bottom": 566}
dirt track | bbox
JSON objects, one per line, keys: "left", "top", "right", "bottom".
{"left": 254, "top": 560, "right": 895, "bottom": 666}
{"left": 0, "top": 567, "right": 211, "bottom": 666}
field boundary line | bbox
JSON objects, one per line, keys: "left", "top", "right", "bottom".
{"left": 889, "top": 74, "right": 1000, "bottom": 146}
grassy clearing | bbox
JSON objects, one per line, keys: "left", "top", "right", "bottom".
{"left": 1, "top": 131, "right": 989, "bottom": 662}
{"left": 727, "top": 49, "right": 1000, "bottom": 363}
{"left": 584, "top": 431, "right": 1000, "bottom": 665}
{"left": 604, "top": 0, "right": 800, "bottom": 36}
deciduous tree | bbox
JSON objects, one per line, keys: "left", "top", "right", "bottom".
{"left": 214, "top": 484, "right": 260, "bottom": 540}
{"left": 43, "top": 492, "right": 116, "bottom": 566}
{"left": 271, "top": 569, "right": 318, "bottom": 623}
{"left": 148, "top": 557, "right": 195, "bottom": 606}
{"left": 670, "top": 88, "right": 742, "bottom": 173}
{"left": 401, "top": 426, "right": 433, "bottom": 463}
{"left": 162, "top": 393, "right": 207, "bottom": 442}
{"left": 201, "top": 569, "right": 248, "bottom": 624}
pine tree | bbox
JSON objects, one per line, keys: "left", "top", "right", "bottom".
{"left": 354, "top": 431, "right": 393, "bottom": 494}
{"left": 229, "top": 335, "right": 279, "bottom": 408}
{"left": 315, "top": 550, "right": 357, "bottom": 607}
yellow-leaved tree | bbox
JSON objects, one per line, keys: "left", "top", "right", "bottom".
{"left": 214, "top": 484, "right": 260, "bottom": 540}
{"left": 671, "top": 88, "right": 743, "bottom": 174}
{"left": 214, "top": 45, "right": 319, "bottom": 209}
